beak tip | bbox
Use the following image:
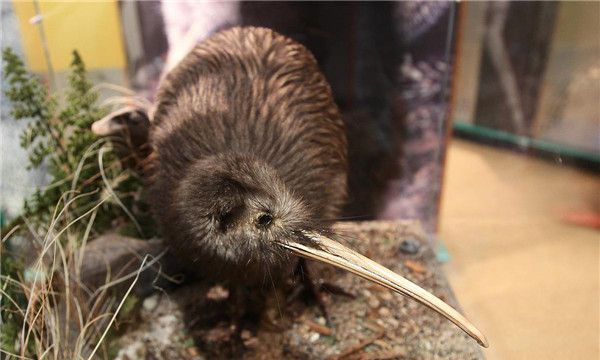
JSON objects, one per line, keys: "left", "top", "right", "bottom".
{"left": 91, "top": 120, "right": 102, "bottom": 134}
{"left": 476, "top": 334, "right": 489, "bottom": 348}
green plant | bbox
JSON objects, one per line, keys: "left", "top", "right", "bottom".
{"left": 2, "top": 47, "right": 148, "bottom": 238}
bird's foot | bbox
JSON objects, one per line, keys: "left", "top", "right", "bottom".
{"left": 287, "top": 259, "right": 355, "bottom": 324}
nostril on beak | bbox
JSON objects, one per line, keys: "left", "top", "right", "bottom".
{"left": 256, "top": 213, "right": 273, "bottom": 228}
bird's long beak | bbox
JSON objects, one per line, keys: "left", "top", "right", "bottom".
{"left": 92, "top": 116, "right": 126, "bottom": 136}
{"left": 92, "top": 106, "right": 138, "bottom": 136}
{"left": 279, "top": 231, "right": 489, "bottom": 348}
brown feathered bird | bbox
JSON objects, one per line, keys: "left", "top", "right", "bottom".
{"left": 147, "top": 27, "right": 487, "bottom": 347}
{"left": 150, "top": 27, "right": 346, "bottom": 282}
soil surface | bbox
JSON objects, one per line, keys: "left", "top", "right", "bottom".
{"left": 113, "top": 220, "right": 484, "bottom": 359}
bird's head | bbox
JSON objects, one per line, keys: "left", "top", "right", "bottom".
{"left": 92, "top": 107, "right": 150, "bottom": 149}
{"left": 174, "top": 153, "right": 317, "bottom": 277}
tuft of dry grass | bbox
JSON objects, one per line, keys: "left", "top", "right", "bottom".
{"left": 0, "top": 142, "right": 161, "bottom": 359}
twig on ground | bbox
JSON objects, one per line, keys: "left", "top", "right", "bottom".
{"left": 328, "top": 330, "right": 385, "bottom": 360}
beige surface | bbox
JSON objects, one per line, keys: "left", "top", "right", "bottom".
{"left": 440, "top": 139, "right": 599, "bottom": 360}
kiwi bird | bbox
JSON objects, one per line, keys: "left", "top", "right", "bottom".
{"left": 147, "top": 27, "right": 487, "bottom": 347}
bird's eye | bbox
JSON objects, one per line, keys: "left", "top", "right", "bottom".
{"left": 256, "top": 213, "right": 273, "bottom": 229}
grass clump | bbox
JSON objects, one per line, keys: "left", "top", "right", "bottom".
{"left": 1, "top": 48, "right": 156, "bottom": 359}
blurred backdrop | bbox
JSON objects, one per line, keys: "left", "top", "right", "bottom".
{"left": 3, "top": 1, "right": 598, "bottom": 234}
{"left": 1, "top": 1, "right": 599, "bottom": 359}
{"left": 2, "top": 1, "right": 460, "bottom": 234}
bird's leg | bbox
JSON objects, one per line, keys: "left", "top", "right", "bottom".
{"left": 293, "top": 258, "right": 329, "bottom": 320}
{"left": 288, "top": 259, "right": 354, "bottom": 323}
{"left": 227, "top": 285, "right": 268, "bottom": 352}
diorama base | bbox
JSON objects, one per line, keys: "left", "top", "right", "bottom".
{"left": 95, "top": 221, "right": 483, "bottom": 359}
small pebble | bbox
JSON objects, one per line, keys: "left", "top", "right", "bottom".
{"left": 399, "top": 239, "right": 420, "bottom": 255}
{"left": 241, "top": 330, "right": 259, "bottom": 349}
{"left": 143, "top": 295, "right": 158, "bottom": 311}
{"left": 392, "top": 345, "right": 408, "bottom": 356}
{"left": 368, "top": 297, "right": 380, "bottom": 308}
{"left": 309, "top": 332, "right": 320, "bottom": 342}
{"left": 317, "top": 316, "right": 326, "bottom": 325}
{"left": 387, "top": 317, "right": 400, "bottom": 329}
{"left": 380, "top": 292, "right": 393, "bottom": 302}
{"left": 378, "top": 307, "right": 391, "bottom": 317}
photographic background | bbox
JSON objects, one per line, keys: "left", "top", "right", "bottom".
{"left": 2, "top": 1, "right": 461, "bottom": 235}
{"left": 1, "top": 2, "right": 598, "bottom": 358}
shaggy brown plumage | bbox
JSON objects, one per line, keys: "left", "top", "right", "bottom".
{"left": 149, "top": 27, "right": 347, "bottom": 283}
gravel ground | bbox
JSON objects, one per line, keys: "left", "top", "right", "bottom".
{"left": 113, "top": 220, "right": 484, "bottom": 359}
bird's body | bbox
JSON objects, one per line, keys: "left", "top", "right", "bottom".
{"left": 149, "top": 27, "right": 347, "bottom": 283}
